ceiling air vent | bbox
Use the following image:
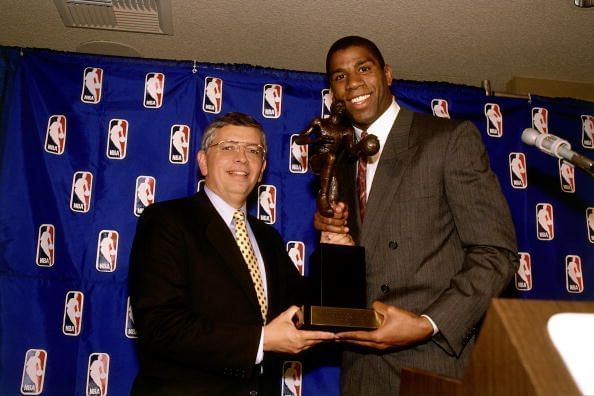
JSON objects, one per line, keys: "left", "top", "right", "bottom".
{"left": 53, "top": 0, "right": 173, "bottom": 35}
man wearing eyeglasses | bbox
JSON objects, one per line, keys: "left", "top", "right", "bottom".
{"left": 129, "top": 112, "right": 335, "bottom": 395}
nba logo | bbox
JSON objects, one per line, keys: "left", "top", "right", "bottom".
{"left": 484, "top": 103, "right": 503, "bottom": 137}
{"left": 286, "top": 241, "right": 305, "bottom": 276}
{"left": 508, "top": 153, "right": 527, "bottom": 189}
{"left": 44, "top": 115, "right": 67, "bottom": 154}
{"left": 559, "top": 160, "right": 575, "bottom": 193}
{"left": 106, "top": 119, "right": 128, "bottom": 159}
{"left": 566, "top": 255, "right": 584, "bottom": 293}
{"left": 321, "top": 89, "right": 332, "bottom": 119}
{"left": 62, "top": 291, "right": 84, "bottom": 336}
{"left": 144, "top": 72, "right": 165, "bottom": 108}
{"left": 169, "top": 124, "right": 190, "bottom": 164}
{"left": 87, "top": 353, "right": 110, "bottom": 396}
{"left": 262, "top": 84, "right": 282, "bottom": 118}
{"left": 125, "top": 296, "right": 137, "bottom": 339}
{"left": 587, "top": 207, "right": 594, "bottom": 243}
{"left": 582, "top": 114, "right": 594, "bottom": 148}
{"left": 36, "top": 224, "right": 55, "bottom": 267}
{"left": 515, "top": 252, "right": 532, "bottom": 291}
{"left": 70, "top": 171, "right": 93, "bottom": 213}
{"left": 96, "top": 230, "right": 118, "bottom": 272}
{"left": 282, "top": 361, "right": 302, "bottom": 396}
{"left": 532, "top": 107, "right": 548, "bottom": 134}
{"left": 196, "top": 179, "right": 205, "bottom": 192}
{"left": 203, "top": 76, "right": 223, "bottom": 114}
{"left": 134, "top": 176, "right": 156, "bottom": 216}
{"left": 257, "top": 185, "right": 276, "bottom": 224}
{"left": 431, "top": 99, "right": 450, "bottom": 118}
{"left": 81, "top": 67, "right": 103, "bottom": 104}
{"left": 536, "top": 203, "right": 554, "bottom": 240}
{"left": 289, "top": 134, "right": 308, "bottom": 174}
{"left": 21, "top": 349, "right": 47, "bottom": 395}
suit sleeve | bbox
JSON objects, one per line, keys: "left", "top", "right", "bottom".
{"left": 423, "top": 121, "right": 519, "bottom": 356}
{"left": 128, "top": 204, "right": 262, "bottom": 375}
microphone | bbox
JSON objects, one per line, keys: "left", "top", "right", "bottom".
{"left": 521, "top": 128, "right": 594, "bottom": 177}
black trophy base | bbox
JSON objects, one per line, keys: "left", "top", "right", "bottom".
{"left": 301, "top": 305, "right": 381, "bottom": 332}
{"left": 309, "top": 243, "right": 367, "bottom": 308}
{"left": 304, "top": 243, "right": 378, "bottom": 332}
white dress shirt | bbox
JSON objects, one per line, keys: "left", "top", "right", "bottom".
{"left": 203, "top": 186, "right": 268, "bottom": 362}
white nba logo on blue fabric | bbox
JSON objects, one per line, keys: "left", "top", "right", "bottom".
{"left": 44, "top": 115, "right": 67, "bottom": 154}
{"left": 63, "top": 291, "right": 84, "bottom": 336}
{"left": 106, "top": 119, "right": 128, "bottom": 159}
{"left": 36, "top": 224, "right": 55, "bottom": 267}
{"left": 203, "top": 77, "right": 222, "bottom": 113}
{"left": 96, "top": 230, "right": 118, "bottom": 272}
{"left": 286, "top": 241, "right": 305, "bottom": 276}
{"left": 134, "top": 176, "right": 156, "bottom": 217}
{"left": 282, "top": 361, "right": 302, "bottom": 396}
{"left": 257, "top": 185, "right": 276, "bottom": 224}
{"left": 321, "top": 89, "right": 332, "bottom": 119}
{"left": 125, "top": 297, "right": 137, "bottom": 339}
{"left": 262, "top": 84, "right": 282, "bottom": 118}
{"left": 81, "top": 67, "right": 103, "bottom": 104}
{"left": 70, "top": 171, "right": 93, "bottom": 213}
{"left": 431, "top": 98, "right": 450, "bottom": 118}
{"left": 289, "top": 134, "right": 308, "bottom": 174}
{"left": 144, "top": 72, "right": 164, "bottom": 108}
{"left": 532, "top": 107, "right": 548, "bottom": 134}
{"left": 87, "top": 353, "right": 110, "bottom": 396}
{"left": 169, "top": 124, "right": 190, "bottom": 164}
{"left": 536, "top": 203, "right": 554, "bottom": 240}
{"left": 21, "top": 349, "right": 47, "bottom": 395}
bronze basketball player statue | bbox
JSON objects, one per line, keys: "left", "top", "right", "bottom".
{"left": 294, "top": 100, "right": 379, "bottom": 217}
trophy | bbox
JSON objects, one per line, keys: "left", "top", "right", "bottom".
{"left": 294, "top": 100, "right": 382, "bottom": 331}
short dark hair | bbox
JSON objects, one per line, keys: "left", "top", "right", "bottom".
{"left": 201, "top": 112, "right": 267, "bottom": 152}
{"left": 326, "top": 36, "right": 386, "bottom": 78}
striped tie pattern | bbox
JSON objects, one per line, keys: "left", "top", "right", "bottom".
{"left": 233, "top": 210, "right": 267, "bottom": 322}
{"left": 357, "top": 130, "right": 368, "bottom": 222}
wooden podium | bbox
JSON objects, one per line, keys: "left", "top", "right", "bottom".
{"left": 400, "top": 298, "right": 594, "bottom": 396}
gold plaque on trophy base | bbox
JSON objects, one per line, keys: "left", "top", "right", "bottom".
{"left": 302, "top": 305, "right": 381, "bottom": 332}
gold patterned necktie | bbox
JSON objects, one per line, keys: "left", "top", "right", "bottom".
{"left": 233, "top": 209, "right": 267, "bottom": 323}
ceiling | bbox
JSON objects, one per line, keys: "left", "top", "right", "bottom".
{"left": 1, "top": 1, "right": 593, "bottom": 95}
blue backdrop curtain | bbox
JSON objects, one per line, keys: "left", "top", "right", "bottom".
{"left": 0, "top": 47, "right": 592, "bottom": 395}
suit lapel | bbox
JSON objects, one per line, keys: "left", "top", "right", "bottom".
{"left": 192, "top": 193, "right": 261, "bottom": 313}
{"left": 362, "top": 108, "right": 418, "bottom": 252}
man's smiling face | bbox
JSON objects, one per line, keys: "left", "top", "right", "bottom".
{"left": 328, "top": 45, "right": 393, "bottom": 129}
{"left": 198, "top": 125, "right": 266, "bottom": 208}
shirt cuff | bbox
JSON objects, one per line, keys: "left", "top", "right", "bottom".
{"left": 255, "top": 327, "right": 264, "bottom": 364}
{"left": 421, "top": 314, "right": 439, "bottom": 336}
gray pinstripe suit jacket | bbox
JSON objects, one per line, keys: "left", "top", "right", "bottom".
{"left": 339, "top": 107, "right": 518, "bottom": 395}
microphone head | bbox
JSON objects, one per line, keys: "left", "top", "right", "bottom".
{"left": 521, "top": 128, "right": 540, "bottom": 146}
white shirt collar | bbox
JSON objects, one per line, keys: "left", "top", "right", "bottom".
{"left": 355, "top": 97, "right": 400, "bottom": 164}
{"left": 203, "top": 185, "right": 246, "bottom": 227}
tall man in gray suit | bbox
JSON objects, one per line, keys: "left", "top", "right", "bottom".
{"left": 315, "top": 36, "right": 519, "bottom": 395}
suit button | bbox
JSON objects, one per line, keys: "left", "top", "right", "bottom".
{"left": 388, "top": 240, "right": 398, "bottom": 249}
{"left": 381, "top": 284, "right": 390, "bottom": 294}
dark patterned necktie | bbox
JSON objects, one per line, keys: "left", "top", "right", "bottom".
{"left": 233, "top": 210, "right": 267, "bottom": 322}
{"left": 357, "top": 130, "right": 368, "bottom": 222}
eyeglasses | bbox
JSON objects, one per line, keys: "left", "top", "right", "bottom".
{"left": 208, "top": 140, "right": 266, "bottom": 159}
